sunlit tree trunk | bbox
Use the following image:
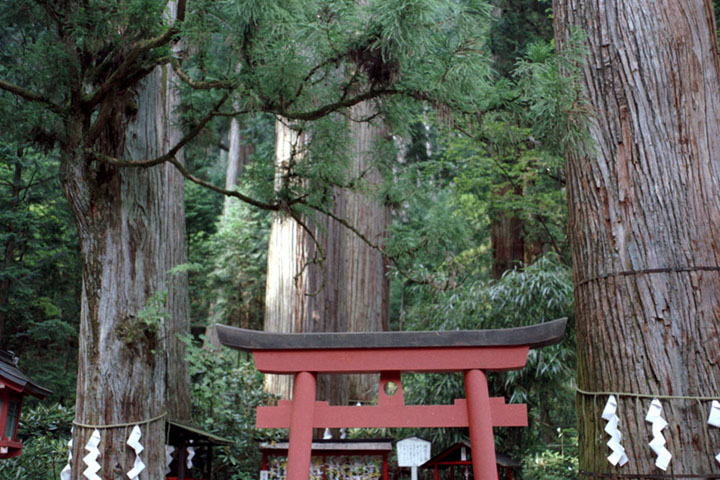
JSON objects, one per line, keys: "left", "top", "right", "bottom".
{"left": 61, "top": 50, "right": 189, "bottom": 480}
{"left": 554, "top": 0, "right": 720, "bottom": 475}
{"left": 264, "top": 119, "right": 344, "bottom": 402}
{"left": 222, "top": 116, "right": 253, "bottom": 216}
{"left": 265, "top": 106, "right": 389, "bottom": 411}
{"left": 342, "top": 102, "right": 390, "bottom": 402}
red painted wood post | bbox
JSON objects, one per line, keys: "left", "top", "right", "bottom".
{"left": 464, "top": 369, "right": 498, "bottom": 480}
{"left": 287, "top": 371, "right": 316, "bottom": 480}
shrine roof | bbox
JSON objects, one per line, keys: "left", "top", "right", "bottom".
{"left": 420, "top": 440, "right": 520, "bottom": 469}
{"left": 166, "top": 419, "right": 233, "bottom": 447}
{"left": 216, "top": 317, "right": 567, "bottom": 352}
{"left": 0, "top": 350, "right": 52, "bottom": 399}
{"left": 259, "top": 438, "right": 393, "bottom": 455}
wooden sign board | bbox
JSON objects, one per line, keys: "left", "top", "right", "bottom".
{"left": 397, "top": 437, "right": 431, "bottom": 467}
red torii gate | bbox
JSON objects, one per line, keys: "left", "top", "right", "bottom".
{"left": 217, "top": 318, "right": 567, "bottom": 480}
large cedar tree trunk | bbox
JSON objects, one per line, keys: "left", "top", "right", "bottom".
{"left": 554, "top": 0, "right": 720, "bottom": 475}
{"left": 265, "top": 107, "right": 389, "bottom": 410}
{"left": 339, "top": 102, "right": 391, "bottom": 401}
{"left": 61, "top": 62, "right": 190, "bottom": 479}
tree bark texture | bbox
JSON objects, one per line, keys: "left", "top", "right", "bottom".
{"left": 490, "top": 186, "right": 525, "bottom": 279}
{"left": 222, "top": 116, "right": 253, "bottom": 216}
{"left": 342, "top": 102, "right": 391, "bottom": 401}
{"left": 264, "top": 107, "right": 390, "bottom": 410}
{"left": 553, "top": 0, "right": 720, "bottom": 475}
{"left": 61, "top": 62, "right": 190, "bottom": 479}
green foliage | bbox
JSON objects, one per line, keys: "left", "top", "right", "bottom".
{"left": 117, "top": 290, "right": 169, "bottom": 354}
{"left": 182, "top": 335, "right": 280, "bottom": 479}
{"left": 186, "top": 117, "right": 275, "bottom": 328}
{"left": 515, "top": 28, "right": 592, "bottom": 156}
{"left": 398, "top": 255, "right": 575, "bottom": 457}
{"left": 200, "top": 199, "right": 271, "bottom": 330}
{"left": 522, "top": 429, "right": 579, "bottom": 480}
{"left": 488, "top": 0, "right": 554, "bottom": 76}
{"left": 137, "top": 290, "right": 169, "bottom": 335}
{"left": 0, "top": 403, "right": 74, "bottom": 480}
{"left": 385, "top": 34, "right": 588, "bottom": 295}
{"left": 0, "top": 142, "right": 80, "bottom": 404}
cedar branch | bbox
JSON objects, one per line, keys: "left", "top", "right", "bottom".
{"left": 302, "top": 200, "right": 453, "bottom": 290}
{"left": 0, "top": 78, "right": 66, "bottom": 115}
{"left": 171, "top": 58, "right": 237, "bottom": 90}
{"left": 89, "top": 149, "right": 281, "bottom": 212}
{"left": 288, "top": 209, "right": 327, "bottom": 297}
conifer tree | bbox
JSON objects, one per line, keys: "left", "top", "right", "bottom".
{"left": 1, "top": 0, "right": 495, "bottom": 476}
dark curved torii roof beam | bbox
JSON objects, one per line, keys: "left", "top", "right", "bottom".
{"left": 216, "top": 317, "right": 567, "bottom": 352}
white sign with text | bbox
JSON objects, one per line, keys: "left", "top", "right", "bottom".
{"left": 397, "top": 437, "right": 431, "bottom": 467}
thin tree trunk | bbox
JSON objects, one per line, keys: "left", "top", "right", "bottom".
{"left": 62, "top": 62, "right": 189, "bottom": 480}
{"left": 222, "top": 116, "right": 253, "bottom": 216}
{"left": 490, "top": 186, "right": 525, "bottom": 279}
{"left": 554, "top": 0, "right": 720, "bottom": 475}
{"left": 205, "top": 115, "right": 255, "bottom": 348}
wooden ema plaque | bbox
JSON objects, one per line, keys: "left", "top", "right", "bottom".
{"left": 217, "top": 318, "right": 567, "bottom": 480}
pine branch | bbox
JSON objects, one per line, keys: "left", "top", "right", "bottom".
{"left": 288, "top": 209, "right": 327, "bottom": 297}
{"left": 290, "top": 53, "right": 346, "bottom": 105}
{"left": 89, "top": 149, "right": 281, "bottom": 212}
{"left": 171, "top": 58, "right": 236, "bottom": 90}
{"left": 303, "top": 200, "right": 454, "bottom": 291}
{"left": 86, "top": 89, "right": 280, "bottom": 213}
{"left": 212, "top": 109, "right": 253, "bottom": 117}
{"left": 0, "top": 78, "right": 66, "bottom": 115}
{"left": 169, "top": 157, "right": 281, "bottom": 211}
{"left": 280, "top": 88, "right": 393, "bottom": 121}
{"left": 279, "top": 86, "right": 481, "bottom": 122}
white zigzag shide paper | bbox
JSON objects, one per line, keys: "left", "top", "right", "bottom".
{"left": 60, "top": 437, "right": 72, "bottom": 480}
{"left": 166, "top": 445, "right": 176, "bottom": 475}
{"left": 601, "top": 395, "right": 628, "bottom": 466}
{"left": 187, "top": 446, "right": 195, "bottom": 469}
{"left": 126, "top": 425, "right": 146, "bottom": 479}
{"left": 82, "top": 429, "right": 102, "bottom": 480}
{"left": 645, "top": 399, "right": 671, "bottom": 471}
{"left": 709, "top": 401, "right": 720, "bottom": 466}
